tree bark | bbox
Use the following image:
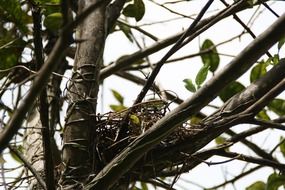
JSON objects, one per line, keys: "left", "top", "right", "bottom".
{"left": 60, "top": 0, "right": 108, "bottom": 188}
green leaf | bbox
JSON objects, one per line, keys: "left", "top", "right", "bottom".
{"left": 279, "top": 137, "right": 285, "bottom": 158}
{"left": 183, "top": 79, "right": 196, "bottom": 93}
{"left": 246, "top": 181, "right": 265, "bottom": 190}
{"left": 215, "top": 136, "right": 229, "bottom": 151}
{"left": 200, "top": 39, "right": 220, "bottom": 72}
{"left": 272, "top": 54, "right": 279, "bottom": 65}
{"left": 111, "top": 89, "right": 124, "bottom": 105}
{"left": 190, "top": 115, "right": 202, "bottom": 125}
{"left": 129, "top": 114, "right": 140, "bottom": 126}
{"left": 215, "top": 136, "right": 226, "bottom": 145}
{"left": 257, "top": 110, "right": 270, "bottom": 121}
{"left": 195, "top": 64, "right": 209, "bottom": 87}
{"left": 44, "top": 12, "right": 63, "bottom": 32}
{"left": 268, "top": 99, "right": 285, "bottom": 116}
{"left": 266, "top": 173, "right": 285, "bottom": 190}
{"left": 110, "top": 104, "right": 127, "bottom": 112}
{"left": 122, "top": 0, "right": 145, "bottom": 22}
{"left": 250, "top": 62, "right": 267, "bottom": 83}
{"left": 278, "top": 36, "right": 285, "bottom": 50}
{"left": 265, "top": 55, "right": 279, "bottom": 66}
{"left": 117, "top": 23, "right": 134, "bottom": 42}
{"left": 219, "top": 81, "right": 245, "bottom": 102}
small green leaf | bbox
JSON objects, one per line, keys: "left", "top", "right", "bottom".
{"left": 190, "top": 115, "right": 202, "bottom": 125}
{"left": 110, "top": 104, "right": 127, "bottom": 112}
{"left": 117, "top": 23, "right": 134, "bottom": 42}
{"left": 250, "top": 62, "right": 267, "bottom": 83}
{"left": 272, "top": 54, "right": 279, "bottom": 65}
{"left": 279, "top": 137, "right": 285, "bottom": 158}
{"left": 44, "top": 12, "right": 63, "bottom": 32}
{"left": 195, "top": 64, "right": 209, "bottom": 87}
{"left": 183, "top": 79, "right": 196, "bottom": 93}
{"left": 265, "top": 55, "right": 279, "bottom": 66}
{"left": 257, "top": 110, "right": 270, "bottom": 121}
{"left": 200, "top": 39, "right": 220, "bottom": 72}
{"left": 268, "top": 99, "right": 285, "bottom": 116}
{"left": 122, "top": 0, "right": 145, "bottom": 22}
{"left": 219, "top": 81, "right": 245, "bottom": 102}
{"left": 215, "top": 136, "right": 229, "bottom": 151}
{"left": 129, "top": 114, "right": 140, "bottom": 126}
{"left": 141, "top": 182, "right": 148, "bottom": 190}
{"left": 246, "top": 181, "right": 265, "bottom": 190}
{"left": 266, "top": 173, "right": 285, "bottom": 190}
{"left": 215, "top": 136, "right": 226, "bottom": 145}
{"left": 111, "top": 89, "right": 124, "bottom": 105}
{"left": 278, "top": 36, "right": 285, "bottom": 50}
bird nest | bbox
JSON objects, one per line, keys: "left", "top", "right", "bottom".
{"left": 93, "top": 99, "right": 195, "bottom": 166}
{"left": 94, "top": 100, "right": 170, "bottom": 164}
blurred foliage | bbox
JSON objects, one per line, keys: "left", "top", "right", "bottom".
{"left": 219, "top": 81, "right": 245, "bottom": 102}
{"left": 200, "top": 39, "right": 220, "bottom": 72}
{"left": 122, "top": 0, "right": 145, "bottom": 22}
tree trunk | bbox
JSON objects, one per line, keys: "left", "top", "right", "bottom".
{"left": 60, "top": 0, "right": 107, "bottom": 188}
{"left": 24, "top": 109, "right": 45, "bottom": 190}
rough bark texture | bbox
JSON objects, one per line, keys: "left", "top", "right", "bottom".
{"left": 24, "top": 109, "right": 45, "bottom": 190}
{"left": 60, "top": 0, "right": 107, "bottom": 188}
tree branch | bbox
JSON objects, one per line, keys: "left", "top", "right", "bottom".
{"left": 85, "top": 10, "right": 285, "bottom": 190}
{"left": 216, "top": 151, "right": 285, "bottom": 171}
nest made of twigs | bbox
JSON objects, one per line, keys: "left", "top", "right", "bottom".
{"left": 93, "top": 99, "right": 194, "bottom": 166}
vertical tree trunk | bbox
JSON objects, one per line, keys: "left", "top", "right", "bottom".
{"left": 60, "top": 0, "right": 107, "bottom": 188}
{"left": 24, "top": 109, "right": 45, "bottom": 190}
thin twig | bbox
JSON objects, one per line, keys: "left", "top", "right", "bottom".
{"left": 133, "top": 0, "right": 215, "bottom": 105}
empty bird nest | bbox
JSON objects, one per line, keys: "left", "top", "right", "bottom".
{"left": 94, "top": 99, "right": 194, "bottom": 165}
